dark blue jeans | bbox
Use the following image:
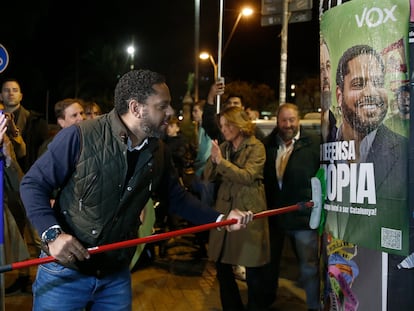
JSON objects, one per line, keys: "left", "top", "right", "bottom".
{"left": 33, "top": 253, "right": 131, "bottom": 311}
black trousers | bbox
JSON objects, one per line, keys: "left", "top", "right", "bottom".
{"left": 216, "top": 261, "right": 270, "bottom": 311}
{"left": 260, "top": 223, "right": 285, "bottom": 307}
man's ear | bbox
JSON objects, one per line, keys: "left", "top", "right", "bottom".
{"left": 336, "top": 85, "right": 342, "bottom": 111}
{"left": 57, "top": 118, "right": 65, "bottom": 128}
{"left": 129, "top": 99, "right": 142, "bottom": 117}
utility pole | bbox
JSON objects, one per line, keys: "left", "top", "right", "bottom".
{"left": 279, "top": 0, "right": 290, "bottom": 106}
{"left": 194, "top": 0, "right": 200, "bottom": 102}
{"left": 260, "top": 0, "right": 313, "bottom": 106}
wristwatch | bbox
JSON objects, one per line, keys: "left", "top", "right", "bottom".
{"left": 42, "top": 226, "right": 63, "bottom": 244}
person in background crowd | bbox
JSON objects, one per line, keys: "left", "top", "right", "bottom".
{"left": 261, "top": 103, "right": 321, "bottom": 311}
{"left": 187, "top": 100, "right": 214, "bottom": 258}
{"left": 245, "top": 107, "right": 260, "bottom": 121}
{"left": 0, "top": 106, "right": 33, "bottom": 295}
{"left": 192, "top": 100, "right": 212, "bottom": 177}
{"left": 37, "top": 98, "right": 86, "bottom": 157}
{"left": 84, "top": 101, "right": 102, "bottom": 120}
{"left": 203, "top": 82, "right": 265, "bottom": 142}
{"left": 202, "top": 82, "right": 225, "bottom": 141}
{"left": 204, "top": 106, "right": 270, "bottom": 311}
{"left": 179, "top": 100, "right": 197, "bottom": 150}
{"left": 0, "top": 103, "right": 26, "bottom": 160}
{"left": 1, "top": 86, "right": 43, "bottom": 278}
{"left": 20, "top": 69, "right": 253, "bottom": 310}
{"left": 0, "top": 78, "right": 49, "bottom": 172}
{"left": 161, "top": 115, "right": 196, "bottom": 233}
{"left": 0, "top": 103, "right": 26, "bottom": 235}
{"left": 54, "top": 98, "right": 85, "bottom": 128}
{"left": 164, "top": 115, "right": 194, "bottom": 182}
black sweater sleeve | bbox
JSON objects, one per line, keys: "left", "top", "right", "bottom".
{"left": 202, "top": 103, "right": 223, "bottom": 143}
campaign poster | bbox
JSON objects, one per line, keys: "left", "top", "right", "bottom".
{"left": 320, "top": 0, "right": 414, "bottom": 310}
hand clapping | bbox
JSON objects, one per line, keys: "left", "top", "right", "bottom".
{"left": 210, "top": 139, "right": 222, "bottom": 164}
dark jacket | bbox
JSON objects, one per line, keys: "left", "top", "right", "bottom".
{"left": 20, "top": 110, "right": 221, "bottom": 276}
{"left": 262, "top": 126, "right": 321, "bottom": 230}
{"left": 340, "top": 124, "right": 408, "bottom": 250}
{"left": 164, "top": 133, "right": 194, "bottom": 178}
{"left": 15, "top": 105, "right": 49, "bottom": 172}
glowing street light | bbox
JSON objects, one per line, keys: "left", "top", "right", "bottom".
{"left": 290, "top": 84, "right": 296, "bottom": 98}
{"left": 222, "top": 6, "right": 253, "bottom": 57}
{"left": 199, "top": 52, "right": 218, "bottom": 80}
{"left": 126, "top": 45, "right": 135, "bottom": 70}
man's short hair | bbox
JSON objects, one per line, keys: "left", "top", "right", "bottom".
{"left": 276, "top": 103, "right": 299, "bottom": 118}
{"left": 114, "top": 69, "right": 166, "bottom": 115}
{"left": 55, "top": 98, "right": 84, "bottom": 119}
{"left": 336, "top": 45, "right": 385, "bottom": 92}
{"left": 226, "top": 93, "right": 244, "bottom": 103}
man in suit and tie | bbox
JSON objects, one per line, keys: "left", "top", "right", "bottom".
{"left": 325, "top": 44, "right": 411, "bottom": 310}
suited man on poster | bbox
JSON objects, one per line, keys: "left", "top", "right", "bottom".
{"left": 334, "top": 44, "right": 407, "bottom": 221}
{"left": 332, "top": 44, "right": 411, "bottom": 310}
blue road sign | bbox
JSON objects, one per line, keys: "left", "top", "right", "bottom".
{"left": 0, "top": 44, "right": 9, "bottom": 73}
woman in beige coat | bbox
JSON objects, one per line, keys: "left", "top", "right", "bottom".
{"left": 204, "top": 106, "right": 270, "bottom": 311}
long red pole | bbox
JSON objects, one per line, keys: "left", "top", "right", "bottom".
{"left": 0, "top": 202, "right": 313, "bottom": 273}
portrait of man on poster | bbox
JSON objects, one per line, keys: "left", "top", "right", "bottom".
{"left": 331, "top": 44, "right": 408, "bottom": 249}
{"left": 320, "top": 38, "right": 338, "bottom": 143}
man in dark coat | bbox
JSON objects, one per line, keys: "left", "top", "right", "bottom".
{"left": 0, "top": 78, "right": 49, "bottom": 172}
{"left": 261, "top": 103, "right": 321, "bottom": 311}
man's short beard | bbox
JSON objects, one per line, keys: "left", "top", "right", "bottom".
{"left": 278, "top": 127, "right": 299, "bottom": 142}
{"left": 321, "top": 91, "right": 332, "bottom": 112}
{"left": 341, "top": 99, "right": 387, "bottom": 135}
{"left": 140, "top": 111, "right": 163, "bottom": 138}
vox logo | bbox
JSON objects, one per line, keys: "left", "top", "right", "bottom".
{"left": 355, "top": 5, "right": 397, "bottom": 28}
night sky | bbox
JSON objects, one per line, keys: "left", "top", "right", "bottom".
{"left": 0, "top": 0, "right": 319, "bottom": 119}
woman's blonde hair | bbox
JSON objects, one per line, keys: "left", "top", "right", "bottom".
{"left": 219, "top": 106, "right": 255, "bottom": 137}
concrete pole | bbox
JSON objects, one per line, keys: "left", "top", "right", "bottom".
{"left": 217, "top": 0, "right": 224, "bottom": 113}
{"left": 279, "top": 0, "right": 290, "bottom": 106}
{"left": 194, "top": 0, "right": 200, "bottom": 102}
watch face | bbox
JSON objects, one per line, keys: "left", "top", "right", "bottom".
{"left": 44, "top": 228, "right": 62, "bottom": 243}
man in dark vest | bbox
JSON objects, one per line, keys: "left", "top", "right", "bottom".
{"left": 20, "top": 69, "right": 253, "bottom": 310}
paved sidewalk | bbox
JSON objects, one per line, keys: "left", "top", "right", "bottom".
{"left": 3, "top": 233, "right": 307, "bottom": 310}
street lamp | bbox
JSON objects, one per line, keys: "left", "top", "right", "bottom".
{"left": 290, "top": 84, "right": 296, "bottom": 98}
{"left": 126, "top": 45, "right": 135, "bottom": 70}
{"left": 222, "top": 6, "right": 253, "bottom": 57}
{"left": 199, "top": 52, "right": 218, "bottom": 80}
